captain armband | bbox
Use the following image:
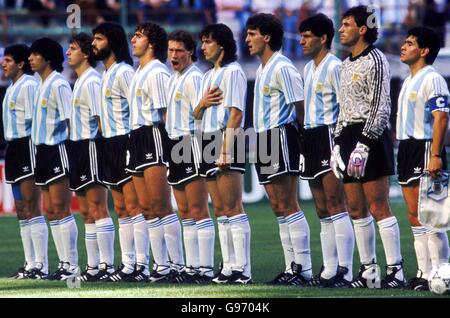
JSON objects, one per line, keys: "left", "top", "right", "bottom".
{"left": 429, "top": 95, "right": 449, "bottom": 112}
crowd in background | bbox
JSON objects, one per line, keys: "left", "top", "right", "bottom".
{"left": 1, "top": 0, "right": 449, "bottom": 56}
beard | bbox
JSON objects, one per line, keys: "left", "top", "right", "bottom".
{"left": 93, "top": 46, "right": 112, "bottom": 61}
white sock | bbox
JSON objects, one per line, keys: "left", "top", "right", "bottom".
{"left": 277, "top": 216, "right": 294, "bottom": 273}
{"left": 118, "top": 217, "right": 135, "bottom": 274}
{"left": 182, "top": 218, "right": 199, "bottom": 271}
{"left": 147, "top": 217, "right": 170, "bottom": 274}
{"left": 95, "top": 217, "right": 115, "bottom": 266}
{"left": 352, "top": 215, "right": 376, "bottom": 265}
{"left": 217, "top": 216, "right": 235, "bottom": 275}
{"left": 161, "top": 214, "right": 185, "bottom": 268}
{"left": 332, "top": 212, "right": 355, "bottom": 281}
{"left": 377, "top": 216, "right": 402, "bottom": 265}
{"left": 319, "top": 217, "right": 338, "bottom": 279}
{"left": 286, "top": 211, "right": 312, "bottom": 279}
{"left": 59, "top": 215, "right": 78, "bottom": 268}
{"left": 84, "top": 223, "right": 99, "bottom": 268}
{"left": 427, "top": 230, "right": 449, "bottom": 269}
{"left": 412, "top": 227, "right": 431, "bottom": 279}
{"left": 132, "top": 214, "right": 149, "bottom": 272}
{"left": 29, "top": 216, "right": 48, "bottom": 273}
{"left": 49, "top": 219, "right": 64, "bottom": 262}
{"left": 19, "top": 219, "right": 35, "bottom": 270}
{"left": 196, "top": 218, "right": 215, "bottom": 277}
{"left": 230, "top": 213, "right": 251, "bottom": 278}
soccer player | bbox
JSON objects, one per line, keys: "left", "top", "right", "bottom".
{"left": 128, "top": 22, "right": 185, "bottom": 283}
{"left": 166, "top": 30, "right": 215, "bottom": 283}
{"left": 65, "top": 33, "right": 115, "bottom": 282}
{"left": 91, "top": 22, "right": 141, "bottom": 281}
{"left": 245, "top": 13, "right": 312, "bottom": 285}
{"left": 2, "top": 44, "right": 48, "bottom": 279}
{"left": 298, "top": 14, "right": 355, "bottom": 287}
{"left": 28, "top": 37, "right": 79, "bottom": 280}
{"left": 194, "top": 23, "right": 251, "bottom": 284}
{"left": 397, "top": 27, "right": 449, "bottom": 291}
{"left": 330, "top": 5, "right": 405, "bottom": 288}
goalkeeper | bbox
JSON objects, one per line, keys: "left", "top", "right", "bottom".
{"left": 330, "top": 5, "right": 404, "bottom": 289}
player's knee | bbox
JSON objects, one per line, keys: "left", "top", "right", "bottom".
{"left": 368, "top": 201, "right": 392, "bottom": 220}
{"left": 325, "top": 194, "right": 346, "bottom": 213}
{"left": 190, "top": 205, "right": 209, "bottom": 220}
{"left": 316, "top": 207, "right": 329, "bottom": 219}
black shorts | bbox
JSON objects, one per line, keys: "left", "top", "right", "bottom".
{"left": 167, "top": 134, "right": 203, "bottom": 185}
{"left": 34, "top": 142, "right": 69, "bottom": 186}
{"left": 338, "top": 123, "right": 394, "bottom": 184}
{"left": 299, "top": 125, "right": 334, "bottom": 180}
{"left": 98, "top": 134, "right": 132, "bottom": 186}
{"left": 397, "top": 139, "right": 448, "bottom": 186}
{"left": 67, "top": 139, "right": 105, "bottom": 191}
{"left": 127, "top": 125, "right": 169, "bottom": 174}
{"left": 255, "top": 123, "right": 300, "bottom": 184}
{"left": 5, "top": 136, "right": 35, "bottom": 184}
{"left": 200, "top": 130, "right": 246, "bottom": 178}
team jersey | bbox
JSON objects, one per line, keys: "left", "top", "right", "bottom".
{"left": 199, "top": 61, "right": 247, "bottom": 133}
{"left": 2, "top": 74, "right": 38, "bottom": 141}
{"left": 70, "top": 67, "right": 102, "bottom": 141}
{"left": 334, "top": 46, "right": 391, "bottom": 146}
{"left": 166, "top": 64, "right": 202, "bottom": 139}
{"left": 31, "top": 71, "right": 72, "bottom": 145}
{"left": 129, "top": 59, "right": 170, "bottom": 130}
{"left": 303, "top": 53, "right": 341, "bottom": 129}
{"left": 99, "top": 61, "right": 134, "bottom": 138}
{"left": 253, "top": 52, "right": 304, "bottom": 133}
{"left": 396, "top": 65, "right": 450, "bottom": 140}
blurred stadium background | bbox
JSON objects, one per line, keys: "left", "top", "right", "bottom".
{"left": 0, "top": 0, "right": 449, "bottom": 297}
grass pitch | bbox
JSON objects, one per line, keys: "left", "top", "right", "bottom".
{"left": 0, "top": 201, "right": 448, "bottom": 298}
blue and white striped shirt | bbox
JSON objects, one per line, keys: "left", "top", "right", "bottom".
{"left": 303, "top": 53, "right": 341, "bottom": 129}
{"left": 166, "top": 64, "right": 202, "bottom": 139}
{"left": 70, "top": 67, "right": 102, "bottom": 141}
{"left": 396, "top": 65, "right": 450, "bottom": 140}
{"left": 31, "top": 71, "right": 72, "bottom": 145}
{"left": 2, "top": 74, "right": 38, "bottom": 141}
{"left": 129, "top": 59, "right": 170, "bottom": 130}
{"left": 99, "top": 62, "right": 134, "bottom": 138}
{"left": 199, "top": 61, "right": 247, "bottom": 133}
{"left": 253, "top": 52, "right": 304, "bottom": 133}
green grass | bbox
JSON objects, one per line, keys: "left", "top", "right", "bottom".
{"left": 0, "top": 201, "right": 448, "bottom": 298}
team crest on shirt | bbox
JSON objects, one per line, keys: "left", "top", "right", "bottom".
{"left": 105, "top": 88, "right": 111, "bottom": 97}
{"left": 263, "top": 85, "right": 270, "bottom": 96}
{"left": 136, "top": 88, "right": 143, "bottom": 97}
{"left": 409, "top": 91, "right": 417, "bottom": 102}
{"left": 315, "top": 82, "right": 323, "bottom": 93}
{"left": 74, "top": 98, "right": 80, "bottom": 107}
{"left": 8, "top": 101, "right": 14, "bottom": 109}
{"left": 41, "top": 98, "right": 48, "bottom": 108}
{"left": 351, "top": 72, "right": 360, "bottom": 82}
{"left": 175, "top": 91, "right": 182, "bottom": 101}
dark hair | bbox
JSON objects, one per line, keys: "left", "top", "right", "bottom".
{"left": 199, "top": 23, "right": 236, "bottom": 66}
{"left": 4, "top": 44, "right": 33, "bottom": 75}
{"left": 92, "top": 22, "right": 133, "bottom": 65}
{"left": 69, "top": 32, "right": 97, "bottom": 67}
{"left": 168, "top": 30, "right": 197, "bottom": 62}
{"left": 298, "top": 13, "right": 335, "bottom": 49}
{"left": 342, "top": 5, "right": 378, "bottom": 44}
{"left": 407, "top": 27, "right": 441, "bottom": 65}
{"left": 246, "top": 13, "right": 283, "bottom": 51}
{"left": 135, "top": 22, "right": 168, "bottom": 63}
{"left": 30, "top": 37, "right": 64, "bottom": 72}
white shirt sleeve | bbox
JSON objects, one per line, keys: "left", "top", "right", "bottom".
{"left": 56, "top": 83, "right": 72, "bottom": 120}
{"left": 277, "top": 65, "right": 304, "bottom": 104}
{"left": 223, "top": 68, "right": 247, "bottom": 112}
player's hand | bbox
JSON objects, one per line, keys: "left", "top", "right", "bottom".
{"left": 200, "top": 86, "right": 222, "bottom": 109}
{"left": 347, "top": 142, "right": 370, "bottom": 179}
{"left": 330, "top": 145, "right": 345, "bottom": 179}
{"left": 427, "top": 155, "right": 443, "bottom": 179}
{"left": 217, "top": 153, "right": 232, "bottom": 171}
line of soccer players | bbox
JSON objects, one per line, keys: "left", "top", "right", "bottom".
{"left": 2, "top": 5, "right": 449, "bottom": 290}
